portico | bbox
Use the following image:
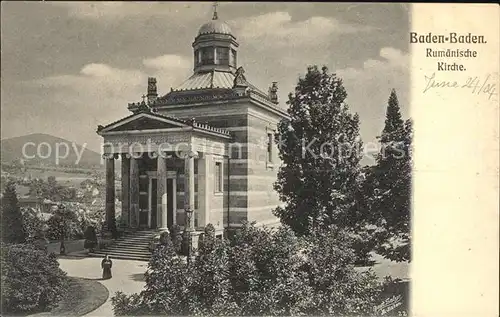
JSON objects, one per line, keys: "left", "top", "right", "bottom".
{"left": 97, "top": 110, "right": 231, "bottom": 236}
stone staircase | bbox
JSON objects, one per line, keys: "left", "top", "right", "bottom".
{"left": 89, "top": 229, "right": 158, "bottom": 261}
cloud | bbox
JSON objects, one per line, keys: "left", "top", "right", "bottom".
{"left": 51, "top": 2, "right": 210, "bottom": 22}
{"left": 230, "top": 11, "right": 374, "bottom": 48}
{"left": 143, "top": 54, "right": 191, "bottom": 70}
{"left": 30, "top": 53, "right": 191, "bottom": 95}
{"left": 25, "top": 54, "right": 191, "bottom": 116}
{"left": 30, "top": 64, "right": 146, "bottom": 99}
{"left": 334, "top": 47, "right": 410, "bottom": 147}
{"left": 337, "top": 47, "right": 408, "bottom": 79}
{"left": 80, "top": 63, "right": 115, "bottom": 77}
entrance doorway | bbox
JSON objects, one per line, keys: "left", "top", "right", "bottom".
{"left": 150, "top": 179, "right": 157, "bottom": 228}
{"left": 148, "top": 172, "right": 176, "bottom": 229}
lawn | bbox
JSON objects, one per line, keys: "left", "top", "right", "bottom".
{"left": 29, "top": 277, "right": 109, "bottom": 316}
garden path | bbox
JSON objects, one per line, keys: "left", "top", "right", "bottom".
{"left": 58, "top": 257, "right": 147, "bottom": 317}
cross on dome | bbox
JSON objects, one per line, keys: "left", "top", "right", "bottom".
{"left": 212, "top": 2, "right": 218, "bottom": 20}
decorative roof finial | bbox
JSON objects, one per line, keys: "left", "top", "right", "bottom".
{"left": 212, "top": 1, "right": 218, "bottom": 20}
{"left": 141, "top": 95, "right": 147, "bottom": 103}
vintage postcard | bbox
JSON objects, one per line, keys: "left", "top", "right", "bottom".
{"left": 0, "top": 2, "right": 498, "bottom": 317}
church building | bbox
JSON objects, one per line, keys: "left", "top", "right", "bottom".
{"left": 97, "top": 9, "right": 288, "bottom": 239}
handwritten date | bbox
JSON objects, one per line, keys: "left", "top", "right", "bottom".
{"left": 423, "top": 72, "right": 498, "bottom": 100}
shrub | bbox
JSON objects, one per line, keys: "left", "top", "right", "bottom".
{"left": 111, "top": 223, "right": 383, "bottom": 316}
{"left": 159, "top": 231, "right": 171, "bottom": 245}
{"left": 21, "top": 207, "right": 47, "bottom": 241}
{"left": 112, "top": 292, "right": 149, "bottom": 316}
{"left": 227, "top": 224, "right": 312, "bottom": 315}
{"left": 1, "top": 243, "right": 68, "bottom": 314}
{"left": 302, "top": 227, "right": 383, "bottom": 315}
{"left": 83, "top": 226, "right": 98, "bottom": 251}
{"left": 169, "top": 224, "right": 182, "bottom": 254}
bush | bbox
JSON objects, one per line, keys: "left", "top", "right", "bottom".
{"left": 111, "top": 223, "right": 383, "bottom": 316}
{"left": 84, "top": 226, "right": 98, "bottom": 251}
{"left": 21, "top": 207, "right": 46, "bottom": 240}
{"left": 302, "top": 227, "right": 382, "bottom": 315}
{"left": 1, "top": 243, "right": 68, "bottom": 314}
{"left": 350, "top": 229, "right": 378, "bottom": 265}
{"left": 159, "top": 231, "right": 171, "bottom": 245}
{"left": 169, "top": 224, "right": 182, "bottom": 254}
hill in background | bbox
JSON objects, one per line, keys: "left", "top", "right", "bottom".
{"left": 1, "top": 133, "right": 103, "bottom": 169}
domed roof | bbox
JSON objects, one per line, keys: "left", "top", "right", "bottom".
{"left": 197, "top": 19, "right": 233, "bottom": 36}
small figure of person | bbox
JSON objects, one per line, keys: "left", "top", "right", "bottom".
{"left": 101, "top": 254, "right": 113, "bottom": 280}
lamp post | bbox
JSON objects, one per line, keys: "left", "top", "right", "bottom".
{"left": 182, "top": 148, "right": 198, "bottom": 266}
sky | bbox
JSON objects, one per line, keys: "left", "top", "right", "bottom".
{"left": 1, "top": 2, "right": 410, "bottom": 154}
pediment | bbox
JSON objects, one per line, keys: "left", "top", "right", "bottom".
{"left": 101, "top": 113, "right": 186, "bottom": 133}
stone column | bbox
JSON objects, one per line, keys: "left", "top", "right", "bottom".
{"left": 130, "top": 155, "right": 140, "bottom": 228}
{"left": 184, "top": 150, "right": 197, "bottom": 230}
{"left": 104, "top": 153, "right": 116, "bottom": 232}
{"left": 157, "top": 152, "right": 168, "bottom": 231}
{"left": 121, "top": 154, "right": 130, "bottom": 227}
{"left": 197, "top": 153, "right": 211, "bottom": 228}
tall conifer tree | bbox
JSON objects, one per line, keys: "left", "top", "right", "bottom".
{"left": 1, "top": 181, "right": 26, "bottom": 244}
{"left": 370, "top": 89, "right": 412, "bottom": 262}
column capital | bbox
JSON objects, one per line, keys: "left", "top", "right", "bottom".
{"left": 182, "top": 150, "right": 199, "bottom": 159}
{"left": 149, "top": 151, "right": 159, "bottom": 159}
{"left": 102, "top": 153, "right": 118, "bottom": 160}
{"left": 154, "top": 151, "right": 173, "bottom": 159}
{"left": 128, "top": 152, "right": 143, "bottom": 160}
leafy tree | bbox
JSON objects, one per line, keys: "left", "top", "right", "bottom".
{"left": 45, "top": 204, "right": 81, "bottom": 241}
{"left": 1, "top": 181, "right": 26, "bottom": 244}
{"left": 366, "top": 90, "right": 412, "bottom": 262}
{"left": 28, "top": 177, "right": 77, "bottom": 202}
{"left": 28, "top": 179, "right": 45, "bottom": 198}
{"left": 273, "top": 65, "right": 364, "bottom": 236}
